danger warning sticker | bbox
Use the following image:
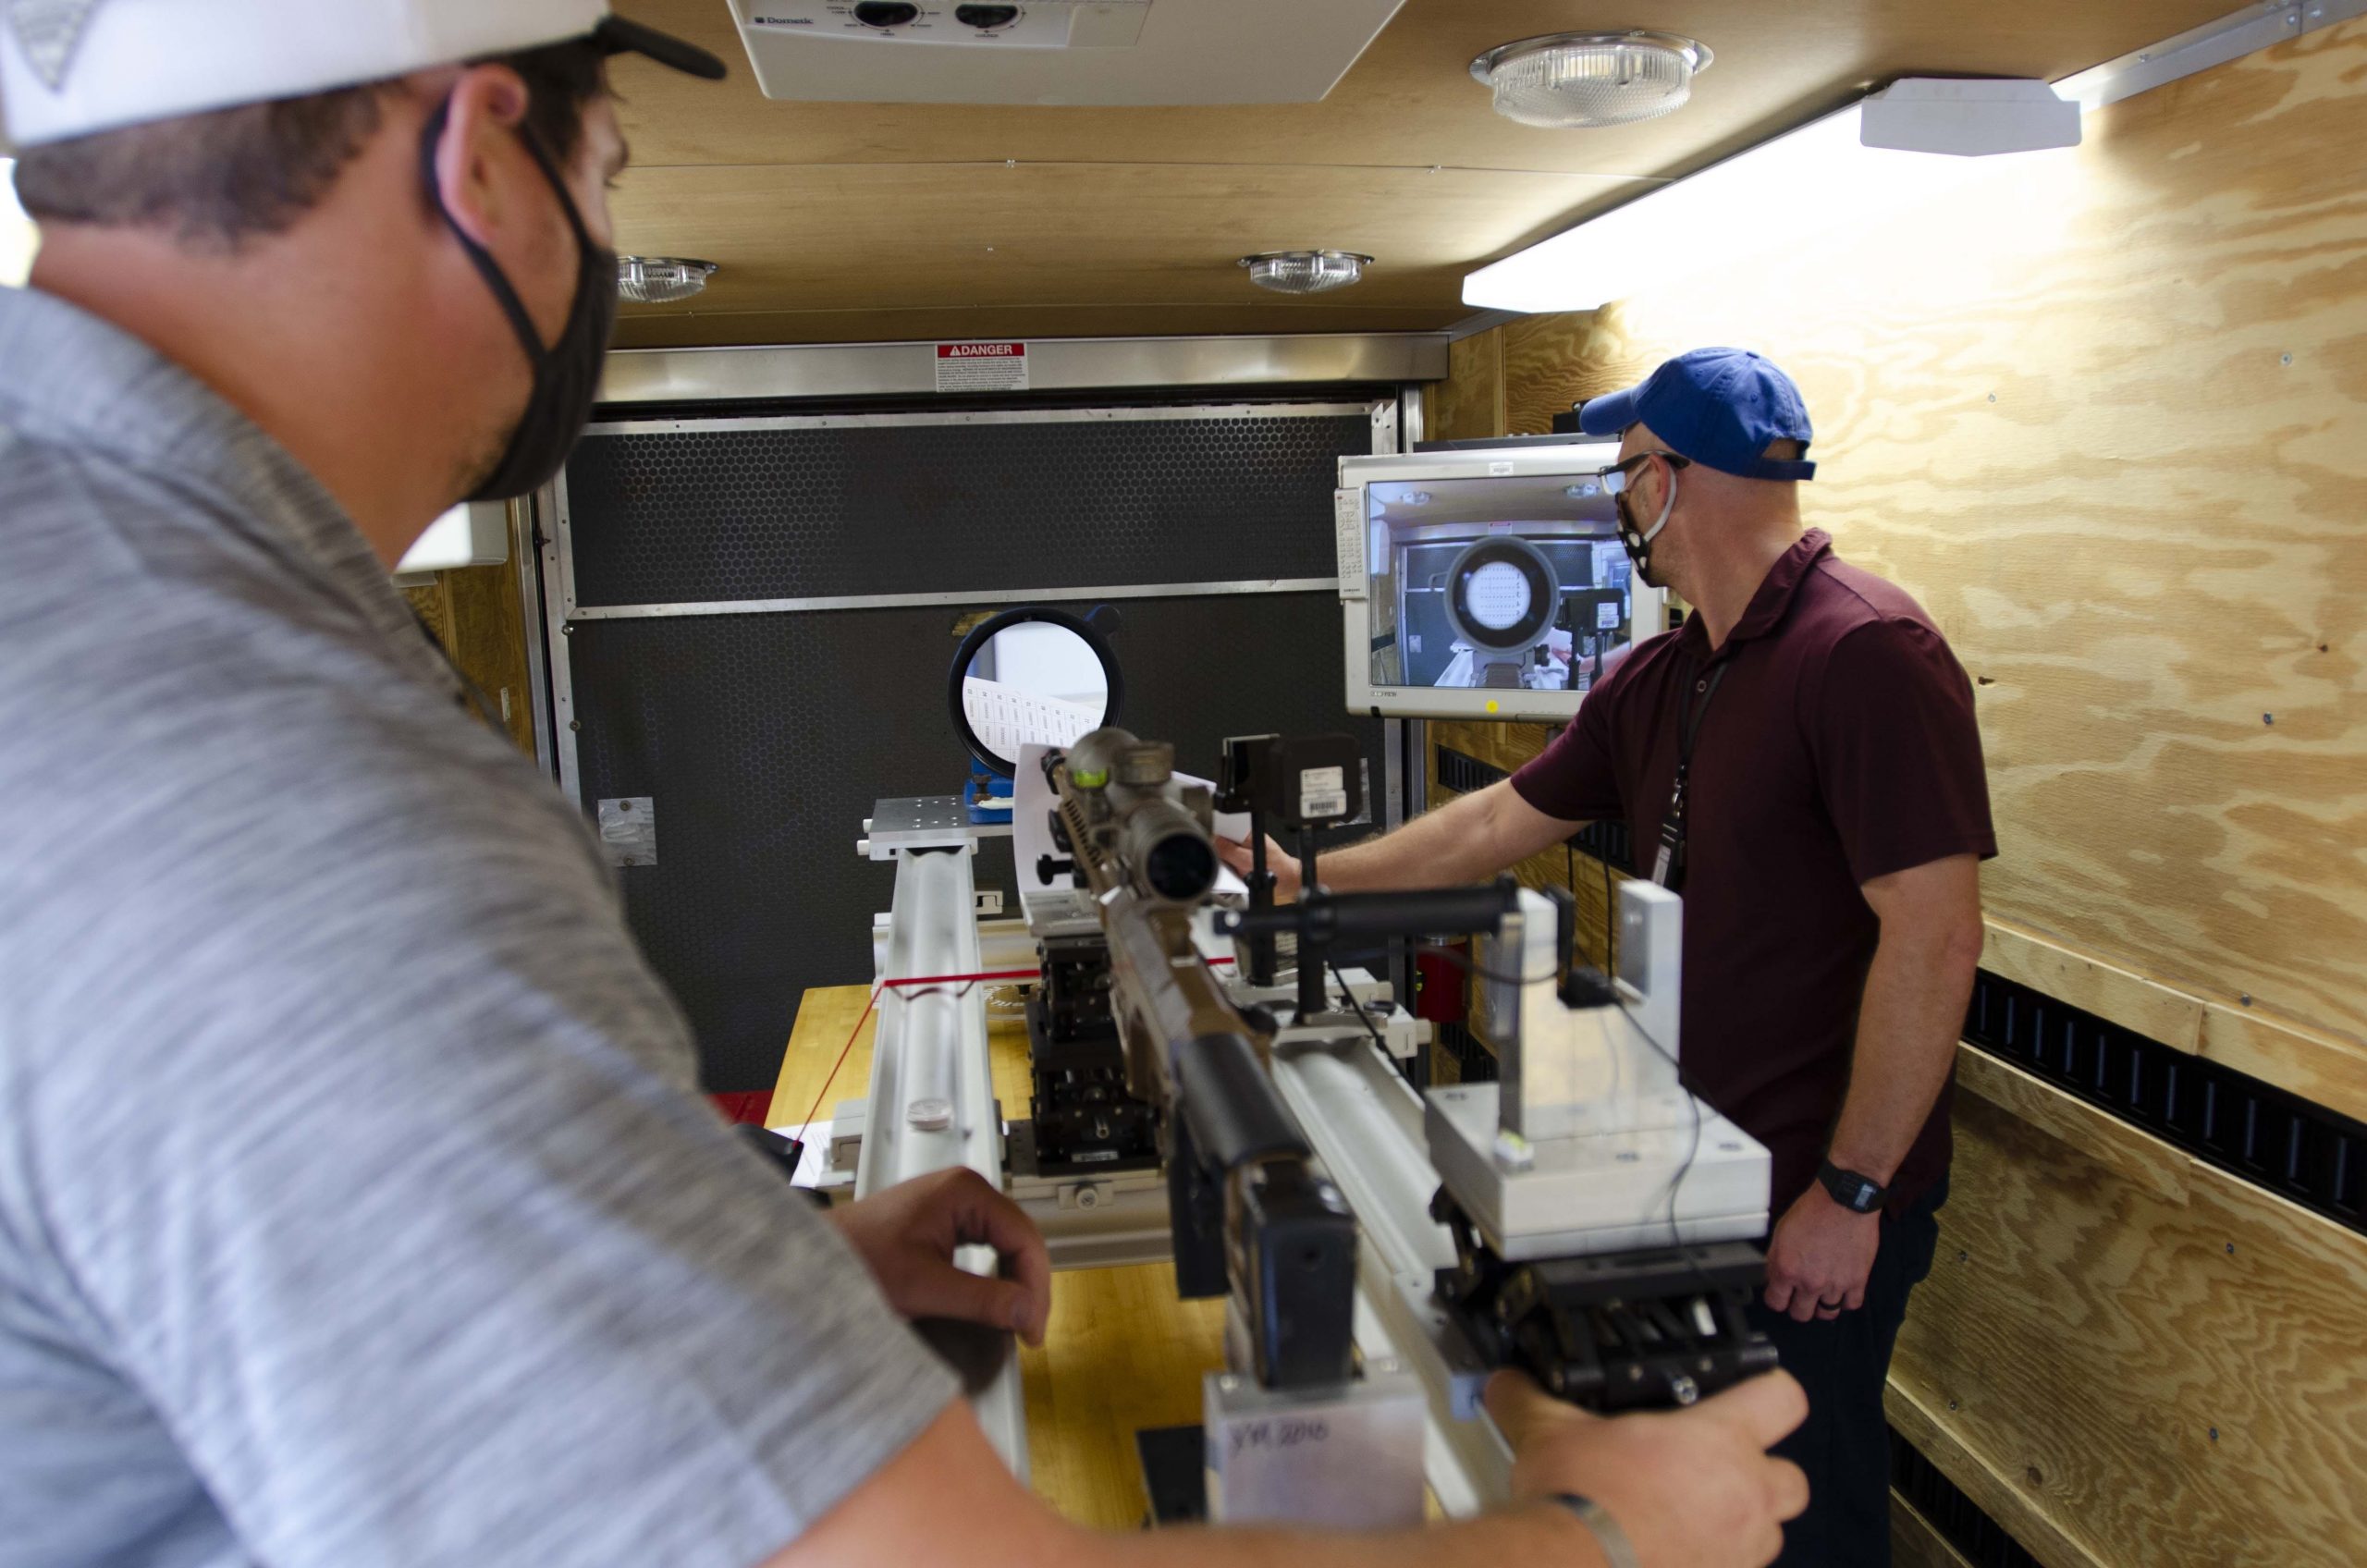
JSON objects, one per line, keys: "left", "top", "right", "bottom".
{"left": 935, "top": 341, "right": 1029, "bottom": 394}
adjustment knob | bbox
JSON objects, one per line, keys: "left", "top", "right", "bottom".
{"left": 1116, "top": 742, "right": 1175, "bottom": 788}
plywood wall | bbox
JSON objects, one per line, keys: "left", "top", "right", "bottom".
{"left": 401, "top": 507, "right": 536, "bottom": 758}
{"left": 1426, "top": 722, "right": 1627, "bottom": 981}
{"left": 1426, "top": 25, "right": 2367, "bottom": 1568}
{"left": 1434, "top": 20, "right": 2367, "bottom": 1126}
{"left": 1890, "top": 1049, "right": 2367, "bottom": 1567}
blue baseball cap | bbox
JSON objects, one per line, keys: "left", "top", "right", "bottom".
{"left": 1578, "top": 348, "right": 1818, "bottom": 482}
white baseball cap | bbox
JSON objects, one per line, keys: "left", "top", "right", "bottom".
{"left": 1, "top": 0, "right": 724, "bottom": 151}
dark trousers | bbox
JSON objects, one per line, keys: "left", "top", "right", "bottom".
{"left": 1746, "top": 1178, "right": 1947, "bottom": 1568}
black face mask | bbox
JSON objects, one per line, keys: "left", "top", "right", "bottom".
{"left": 420, "top": 101, "right": 618, "bottom": 502}
{"left": 1609, "top": 454, "right": 1683, "bottom": 590}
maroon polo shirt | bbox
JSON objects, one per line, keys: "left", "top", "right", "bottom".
{"left": 1512, "top": 530, "right": 1995, "bottom": 1218}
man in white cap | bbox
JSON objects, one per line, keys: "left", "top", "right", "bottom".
{"left": 0, "top": 6, "right": 1809, "bottom": 1565}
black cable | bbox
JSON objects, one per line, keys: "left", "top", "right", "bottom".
{"left": 1384, "top": 937, "right": 1560, "bottom": 990}
{"left": 1374, "top": 900, "right": 1707, "bottom": 1255}
{"left": 1600, "top": 839, "right": 1617, "bottom": 974}
{"left": 1328, "top": 957, "right": 1392, "bottom": 1059}
{"left": 1566, "top": 840, "right": 1577, "bottom": 927}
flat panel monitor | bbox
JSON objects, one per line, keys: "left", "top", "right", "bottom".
{"left": 1335, "top": 443, "right": 1666, "bottom": 722}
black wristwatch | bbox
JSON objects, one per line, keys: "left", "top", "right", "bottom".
{"left": 1818, "top": 1158, "right": 1889, "bottom": 1214}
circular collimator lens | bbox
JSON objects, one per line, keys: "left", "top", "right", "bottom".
{"left": 1141, "top": 832, "right": 1218, "bottom": 904}
{"left": 1464, "top": 560, "right": 1534, "bottom": 631}
{"left": 1445, "top": 536, "right": 1561, "bottom": 655}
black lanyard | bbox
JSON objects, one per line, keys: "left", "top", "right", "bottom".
{"left": 1650, "top": 660, "right": 1730, "bottom": 889}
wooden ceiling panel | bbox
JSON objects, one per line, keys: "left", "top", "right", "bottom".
{"left": 603, "top": 0, "right": 2239, "bottom": 345}
{"left": 612, "top": 0, "right": 2233, "bottom": 176}
{"left": 611, "top": 162, "right": 1638, "bottom": 314}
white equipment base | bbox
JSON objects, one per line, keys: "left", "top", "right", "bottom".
{"left": 1427, "top": 1082, "right": 1771, "bottom": 1263}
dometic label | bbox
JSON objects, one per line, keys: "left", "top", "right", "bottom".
{"left": 935, "top": 341, "right": 1029, "bottom": 394}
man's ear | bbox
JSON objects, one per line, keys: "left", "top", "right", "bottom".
{"left": 1636, "top": 454, "right": 1671, "bottom": 516}
{"left": 425, "top": 65, "right": 533, "bottom": 250}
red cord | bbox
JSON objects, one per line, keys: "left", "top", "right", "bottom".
{"left": 879, "top": 967, "right": 1039, "bottom": 989}
{"left": 786, "top": 953, "right": 1238, "bottom": 1135}
{"left": 796, "top": 985, "right": 882, "bottom": 1136}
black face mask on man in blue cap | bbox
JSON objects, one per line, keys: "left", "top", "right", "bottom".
{"left": 418, "top": 99, "right": 619, "bottom": 504}
{"left": 1603, "top": 450, "right": 1691, "bottom": 590}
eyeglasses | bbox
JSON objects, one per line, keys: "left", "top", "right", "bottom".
{"left": 1592, "top": 450, "right": 1692, "bottom": 496}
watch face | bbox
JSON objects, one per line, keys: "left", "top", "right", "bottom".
{"left": 1823, "top": 1163, "right": 1882, "bottom": 1210}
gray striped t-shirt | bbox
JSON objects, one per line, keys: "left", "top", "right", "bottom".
{"left": 0, "top": 283, "right": 956, "bottom": 1567}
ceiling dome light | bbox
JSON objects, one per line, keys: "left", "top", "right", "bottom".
{"left": 617, "top": 256, "right": 717, "bottom": 304}
{"left": 1471, "top": 31, "right": 1712, "bottom": 129}
{"left": 1240, "top": 250, "right": 1374, "bottom": 294}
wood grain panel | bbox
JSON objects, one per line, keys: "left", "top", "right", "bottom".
{"left": 1891, "top": 1494, "right": 1980, "bottom": 1568}
{"left": 772, "top": 982, "right": 1035, "bottom": 1136}
{"left": 439, "top": 560, "right": 533, "bottom": 755}
{"left": 1500, "top": 311, "right": 1653, "bottom": 436}
{"left": 399, "top": 581, "right": 448, "bottom": 648}
{"left": 1978, "top": 916, "right": 2367, "bottom": 1127}
{"left": 1018, "top": 1262, "right": 1226, "bottom": 1527}
{"left": 775, "top": 986, "right": 1222, "bottom": 1527}
{"left": 399, "top": 505, "right": 533, "bottom": 757}
{"left": 1429, "top": 329, "right": 1506, "bottom": 444}
{"left": 610, "top": 160, "right": 1637, "bottom": 319}
{"left": 603, "top": 0, "right": 2233, "bottom": 345}
{"left": 1501, "top": 23, "right": 2367, "bottom": 1062}
{"left": 612, "top": 0, "right": 2228, "bottom": 179}
{"left": 1978, "top": 917, "right": 2206, "bottom": 1053}
{"left": 2197, "top": 999, "right": 2367, "bottom": 1129}
{"left": 1884, "top": 1378, "right": 2111, "bottom": 1568}
{"left": 1890, "top": 1047, "right": 2367, "bottom": 1567}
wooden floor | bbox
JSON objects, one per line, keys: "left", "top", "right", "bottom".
{"left": 773, "top": 983, "right": 1226, "bottom": 1528}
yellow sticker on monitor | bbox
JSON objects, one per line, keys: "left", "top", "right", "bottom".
{"left": 1485, "top": 700, "right": 1500, "bottom": 714}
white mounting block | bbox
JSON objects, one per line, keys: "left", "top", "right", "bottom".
{"left": 730, "top": 0, "right": 1408, "bottom": 105}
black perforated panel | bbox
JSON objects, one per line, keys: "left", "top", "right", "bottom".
{"left": 569, "top": 594, "right": 1380, "bottom": 1091}
{"left": 562, "top": 409, "right": 1373, "bottom": 608}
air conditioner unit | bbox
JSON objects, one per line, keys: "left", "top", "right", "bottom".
{"left": 730, "top": 0, "right": 1406, "bottom": 105}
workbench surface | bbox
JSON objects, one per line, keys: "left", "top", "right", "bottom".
{"left": 772, "top": 983, "right": 1224, "bottom": 1528}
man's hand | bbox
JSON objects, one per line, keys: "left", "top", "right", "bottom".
{"left": 1490, "top": 1369, "right": 1809, "bottom": 1568}
{"left": 828, "top": 1168, "right": 1052, "bottom": 1347}
{"left": 1761, "top": 1182, "right": 1881, "bottom": 1322}
{"left": 1215, "top": 833, "right": 1298, "bottom": 900}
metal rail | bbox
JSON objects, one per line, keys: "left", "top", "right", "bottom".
{"left": 857, "top": 847, "right": 1030, "bottom": 1476}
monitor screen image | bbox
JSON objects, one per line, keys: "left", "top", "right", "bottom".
{"left": 1336, "top": 443, "right": 1662, "bottom": 723}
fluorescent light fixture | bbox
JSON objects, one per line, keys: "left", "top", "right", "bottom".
{"left": 1463, "top": 81, "right": 2079, "bottom": 314}
{"left": 2, "top": 159, "right": 36, "bottom": 288}
{"left": 395, "top": 503, "right": 509, "bottom": 579}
